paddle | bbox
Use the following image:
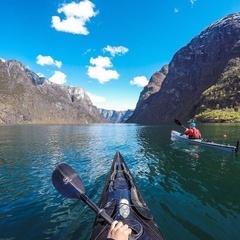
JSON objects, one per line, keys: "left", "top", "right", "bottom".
{"left": 235, "top": 140, "right": 239, "bottom": 153}
{"left": 174, "top": 119, "right": 187, "bottom": 129}
{"left": 52, "top": 163, "right": 113, "bottom": 225}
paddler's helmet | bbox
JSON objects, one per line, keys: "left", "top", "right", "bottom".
{"left": 189, "top": 122, "right": 196, "bottom": 127}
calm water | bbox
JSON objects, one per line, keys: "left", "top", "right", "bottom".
{"left": 0, "top": 123, "right": 240, "bottom": 240}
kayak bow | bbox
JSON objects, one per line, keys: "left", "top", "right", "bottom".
{"left": 90, "top": 151, "right": 165, "bottom": 240}
{"left": 171, "top": 130, "right": 239, "bottom": 153}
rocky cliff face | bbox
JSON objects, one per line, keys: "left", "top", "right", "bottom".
{"left": 0, "top": 59, "right": 106, "bottom": 124}
{"left": 130, "top": 65, "right": 168, "bottom": 118}
{"left": 99, "top": 109, "right": 133, "bottom": 123}
{"left": 127, "top": 13, "right": 240, "bottom": 124}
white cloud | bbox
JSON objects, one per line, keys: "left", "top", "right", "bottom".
{"left": 51, "top": 0, "right": 98, "bottom": 35}
{"left": 103, "top": 45, "right": 129, "bottom": 57}
{"left": 87, "top": 66, "right": 119, "bottom": 84}
{"left": 87, "top": 92, "right": 106, "bottom": 103}
{"left": 49, "top": 71, "right": 67, "bottom": 84}
{"left": 87, "top": 56, "right": 119, "bottom": 84}
{"left": 90, "top": 56, "right": 112, "bottom": 68}
{"left": 130, "top": 76, "right": 148, "bottom": 87}
{"left": 36, "top": 55, "right": 62, "bottom": 68}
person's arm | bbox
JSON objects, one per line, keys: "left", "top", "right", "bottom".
{"left": 107, "top": 221, "right": 132, "bottom": 240}
{"left": 184, "top": 129, "right": 189, "bottom": 135}
{"left": 184, "top": 129, "right": 193, "bottom": 135}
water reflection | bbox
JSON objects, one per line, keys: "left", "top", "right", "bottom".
{"left": 135, "top": 124, "right": 240, "bottom": 239}
{"left": 0, "top": 124, "right": 240, "bottom": 240}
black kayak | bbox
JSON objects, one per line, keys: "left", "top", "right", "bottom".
{"left": 90, "top": 151, "right": 165, "bottom": 240}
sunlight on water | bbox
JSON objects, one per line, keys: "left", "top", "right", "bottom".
{"left": 0, "top": 123, "right": 240, "bottom": 239}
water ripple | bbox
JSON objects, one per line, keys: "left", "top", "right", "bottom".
{"left": 0, "top": 124, "right": 240, "bottom": 239}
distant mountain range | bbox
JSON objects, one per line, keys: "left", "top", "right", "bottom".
{"left": 98, "top": 109, "right": 133, "bottom": 123}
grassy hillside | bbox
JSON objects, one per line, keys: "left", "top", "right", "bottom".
{"left": 195, "top": 58, "right": 240, "bottom": 122}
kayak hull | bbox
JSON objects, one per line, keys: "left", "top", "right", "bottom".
{"left": 89, "top": 151, "right": 165, "bottom": 240}
{"left": 171, "top": 130, "right": 238, "bottom": 153}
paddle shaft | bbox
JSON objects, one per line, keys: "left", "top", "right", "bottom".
{"left": 75, "top": 187, "right": 135, "bottom": 240}
{"left": 80, "top": 194, "right": 113, "bottom": 224}
{"left": 72, "top": 194, "right": 136, "bottom": 240}
{"left": 181, "top": 125, "right": 187, "bottom": 129}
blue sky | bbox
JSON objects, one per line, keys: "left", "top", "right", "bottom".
{"left": 1, "top": 0, "right": 239, "bottom": 110}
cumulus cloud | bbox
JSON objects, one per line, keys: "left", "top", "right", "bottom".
{"left": 36, "top": 55, "right": 62, "bottom": 68}
{"left": 51, "top": 0, "right": 98, "bottom": 35}
{"left": 87, "top": 92, "right": 106, "bottom": 103}
{"left": 90, "top": 56, "right": 112, "bottom": 68}
{"left": 87, "top": 56, "right": 119, "bottom": 84}
{"left": 130, "top": 76, "right": 148, "bottom": 87}
{"left": 87, "top": 66, "right": 119, "bottom": 84}
{"left": 49, "top": 71, "right": 67, "bottom": 84}
{"left": 103, "top": 45, "right": 129, "bottom": 57}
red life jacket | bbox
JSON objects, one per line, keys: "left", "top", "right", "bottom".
{"left": 189, "top": 128, "right": 201, "bottom": 139}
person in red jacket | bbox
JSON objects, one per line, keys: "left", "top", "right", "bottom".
{"left": 184, "top": 122, "right": 201, "bottom": 139}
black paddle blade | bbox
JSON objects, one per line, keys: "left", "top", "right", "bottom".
{"left": 174, "top": 119, "right": 182, "bottom": 126}
{"left": 52, "top": 163, "right": 85, "bottom": 199}
{"left": 236, "top": 140, "right": 239, "bottom": 153}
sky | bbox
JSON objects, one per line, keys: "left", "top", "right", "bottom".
{"left": 0, "top": 0, "right": 240, "bottom": 111}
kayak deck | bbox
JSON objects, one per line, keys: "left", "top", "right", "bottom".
{"left": 90, "top": 151, "right": 165, "bottom": 240}
{"left": 171, "top": 130, "right": 238, "bottom": 153}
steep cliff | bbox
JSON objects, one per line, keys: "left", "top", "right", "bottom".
{"left": 0, "top": 59, "right": 106, "bottom": 124}
{"left": 127, "top": 13, "right": 240, "bottom": 124}
{"left": 129, "top": 65, "right": 168, "bottom": 121}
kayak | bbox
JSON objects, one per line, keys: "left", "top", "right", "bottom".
{"left": 52, "top": 153, "right": 165, "bottom": 239}
{"left": 171, "top": 130, "right": 239, "bottom": 153}
{"left": 89, "top": 151, "right": 165, "bottom": 240}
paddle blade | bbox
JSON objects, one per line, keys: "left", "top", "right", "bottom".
{"left": 52, "top": 163, "right": 85, "bottom": 199}
{"left": 174, "top": 119, "right": 182, "bottom": 126}
{"left": 236, "top": 140, "right": 239, "bottom": 153}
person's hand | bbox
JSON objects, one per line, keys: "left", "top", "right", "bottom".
{"left": 107, "top": 220, "right": 132, "bottom": 240}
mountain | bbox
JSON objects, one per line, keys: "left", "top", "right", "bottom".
{"left": 99, "top": 109, "right": 133, "bottom": 123}
{"left": 127, "top": 13, "right": 240, "bottom": 124}
{"left": 133, "top": 65, "right": 168, "bottom": 114}
{"left": 0, "top": 59, "right": 106, "bottom": 124}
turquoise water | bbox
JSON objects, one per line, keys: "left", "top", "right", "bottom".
{"left": 0, "top": 123, "right": 239, "bottom": 240}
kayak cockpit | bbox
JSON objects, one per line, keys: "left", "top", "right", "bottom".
{"left": 90, "top": 152, "right": 165, "bottom": 240}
